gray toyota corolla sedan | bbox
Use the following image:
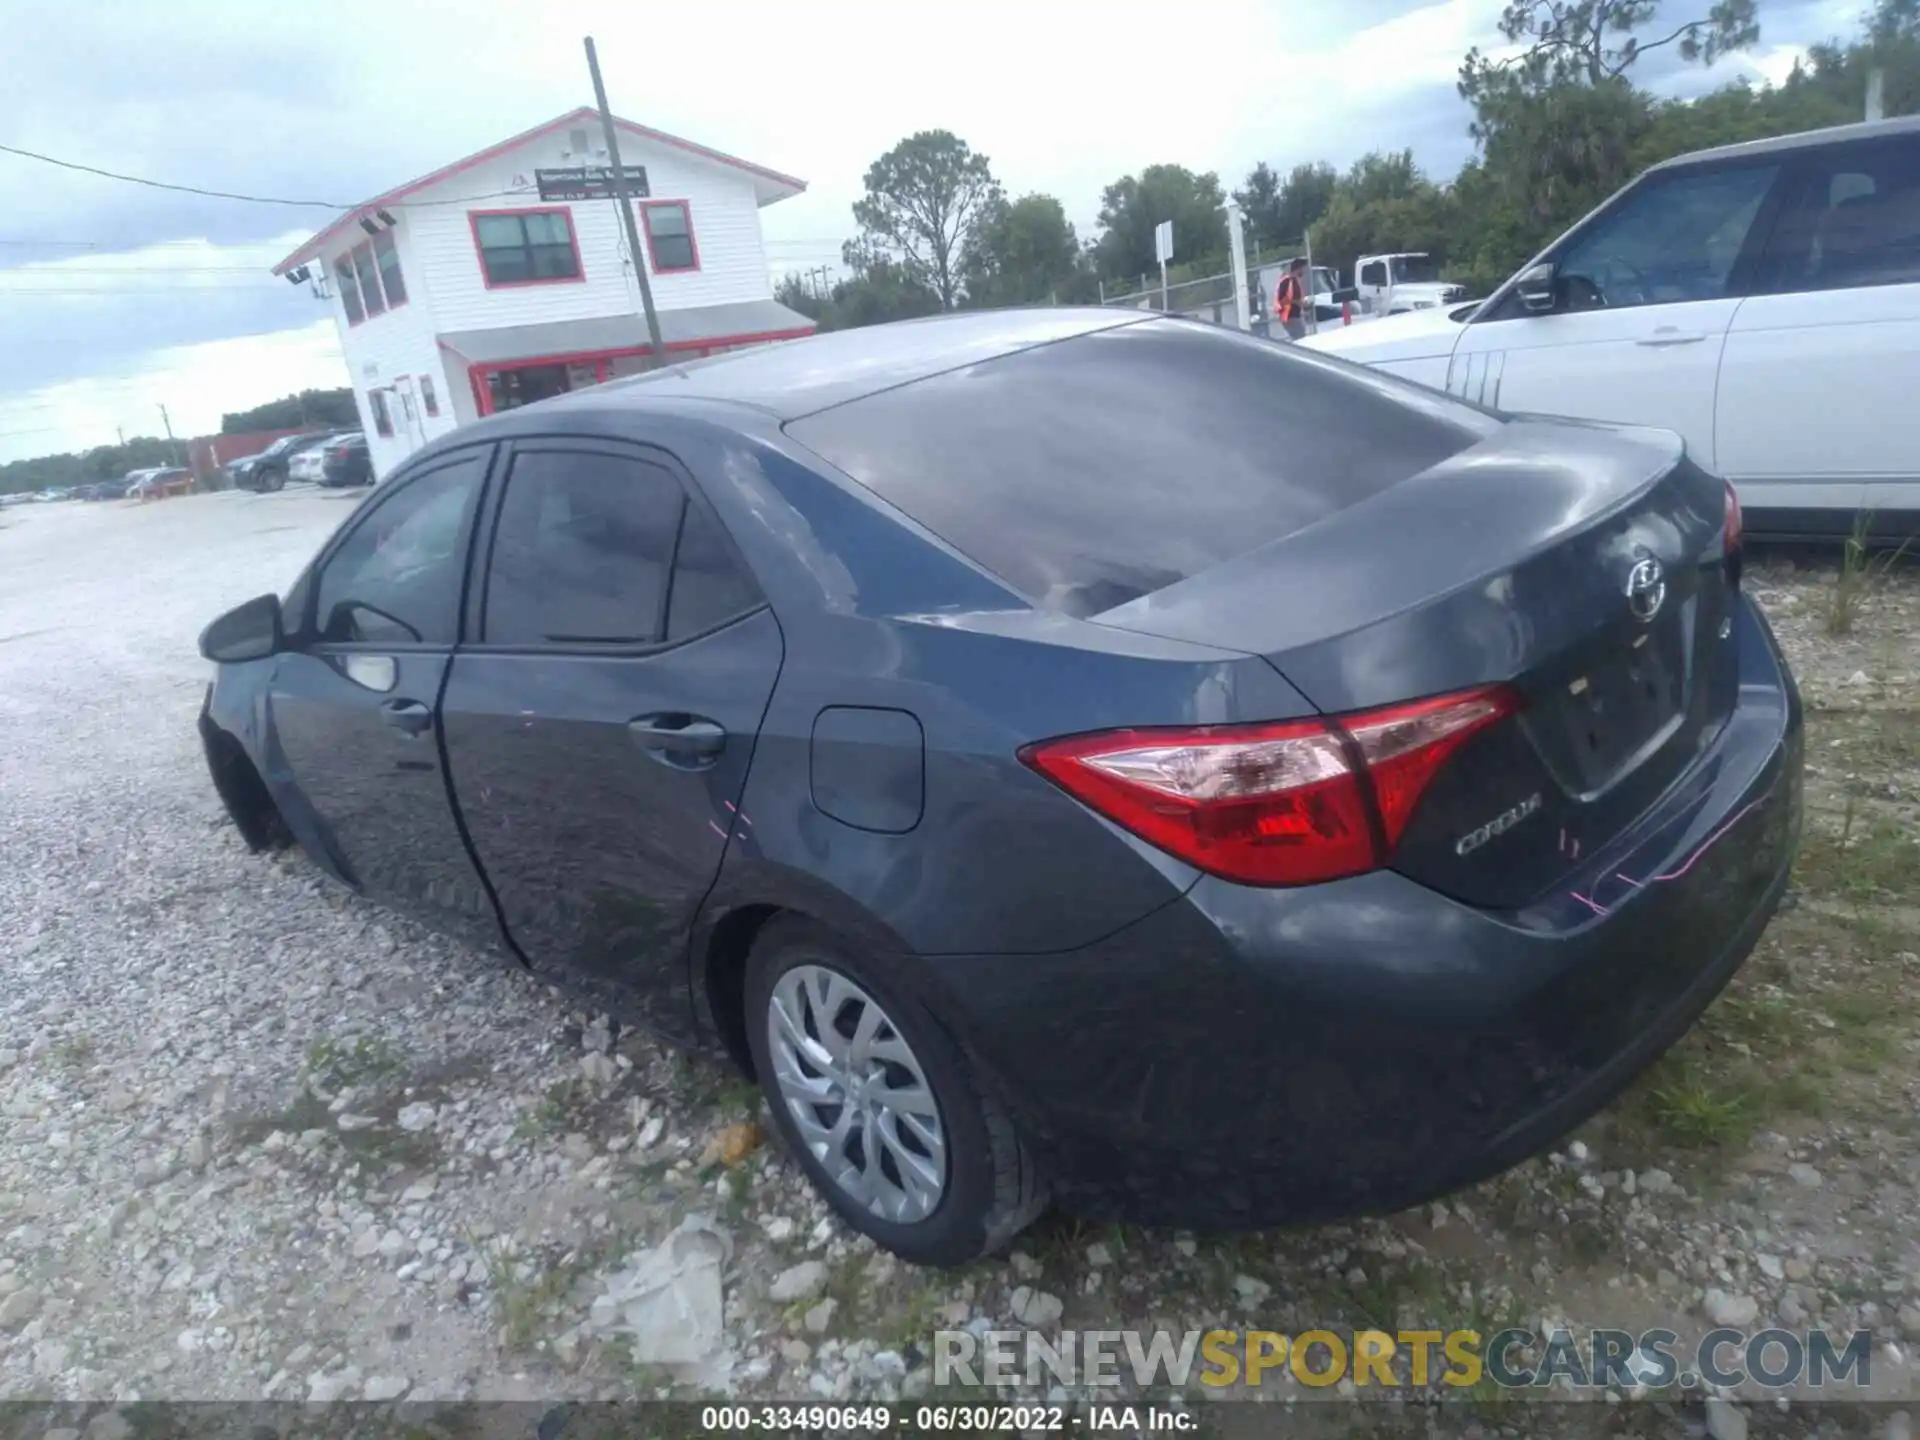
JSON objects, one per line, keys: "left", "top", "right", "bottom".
{"left": 198, "top": 310, "right": 1802, "bottom": 1266}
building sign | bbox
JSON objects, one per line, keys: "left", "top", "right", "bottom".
{"left": 534, "top": 165, "right": 651, "bottom": 201}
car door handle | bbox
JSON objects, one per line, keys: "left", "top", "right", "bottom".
{"left": 1635, "top": 328, "right": 1706, "bottom": 347}
{"left": 381, "top": 699, "right": 434, "bottom": 736}
{"left": 628, "top": 714, "right": 727, "bottom": 763}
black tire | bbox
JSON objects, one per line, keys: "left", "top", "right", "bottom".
{"left": 744, "top": 916, "right": 1046, "bottom": 1267}
{"left": 261, "top": 467, "right": 284, "bottom": 493}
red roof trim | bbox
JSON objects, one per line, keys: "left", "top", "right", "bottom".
{"left": 273, "top": 108, "right": 805, "bottom": 274}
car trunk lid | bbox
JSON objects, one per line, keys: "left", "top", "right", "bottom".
{"left": 1091, "top": 418, "right": 1741, "bottom": 909}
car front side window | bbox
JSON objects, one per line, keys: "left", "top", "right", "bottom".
{"left": 311, "top": 456, "right": 484, "bottom": 646}
{"left": 1551, "top": 162, "right": 1780, "bottom": 312}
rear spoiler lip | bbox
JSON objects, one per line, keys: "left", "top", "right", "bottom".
{"left": 1089, "top": 418, "right": 1696, "bottom": 709}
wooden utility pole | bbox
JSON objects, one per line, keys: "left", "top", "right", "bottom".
{"left": 157, "top": 404, "right": 182, "bottom": 464}
{"left": 585, "top": 36, "right": 665, "bottom": 362}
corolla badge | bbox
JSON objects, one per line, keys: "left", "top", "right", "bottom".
{"left": 1625, "top": 556, "right": 1667, "bottom": 623}
{"left": 1455, "top": 792, "right": 1542, "bottom": 856}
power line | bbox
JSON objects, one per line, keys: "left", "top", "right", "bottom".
{"left": 0, "top": 238, "right": 231, "bottom": 249}
{"left": 0, "top": 289, "right": 284, "bottom": 299}
{"left": 0, "top": 263, "right": 279, "bottom": 274}
{"left": 0, "top": 142, "right": 341, "bottom": 207}
{"left": 0, "top": 143, "right": 525, "bottom": 212}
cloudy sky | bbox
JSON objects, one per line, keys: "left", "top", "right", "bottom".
{"left": 0, "top": 0, "right": 1864, "bottom": 464}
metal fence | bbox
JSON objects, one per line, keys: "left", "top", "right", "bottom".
{"left": 1097, "top": 270, "right": 1248, "bottom": 327}
{"left": 1095, "top": 234, "right": 1323, "bottom": 334}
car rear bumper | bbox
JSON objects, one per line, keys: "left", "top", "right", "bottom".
{"left": 920, "top": 593, "right": 1803, "bottom": 1228}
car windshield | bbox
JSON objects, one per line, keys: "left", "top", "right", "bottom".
{"left": 1392, "top": 255, "right": 1441, "bottom": 284}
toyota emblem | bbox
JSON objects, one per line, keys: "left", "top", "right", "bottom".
{"left": 1625, "top": 556, "right": 1667, "bottom": 623}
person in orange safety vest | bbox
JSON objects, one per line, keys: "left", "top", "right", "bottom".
{"left": 1274, "top": 258, "right": 1310, "bottom": 341}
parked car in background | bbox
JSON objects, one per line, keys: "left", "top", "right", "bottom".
{"left": 1305, "top": 114, "right": 1920, "bottom": 541}
{"left": 130, "top": 467, "right": 193, "bottom": 501}
{"left": 319, "top": 433, "right": 372, "bottom": 488}
{"left": 233, "top": 434, "right": 326, "bottom": 493}
{"left": 91, "top": 474, "right": 141, "bottom": 500}
{"left": 197, "top": 311, "right": 1800, "bottom": 1265}
{"left": 289, "top": 446, "right": 330, "bottom": 485}
{"left": 0, "top": 491, "right": 35, "bottom": 508}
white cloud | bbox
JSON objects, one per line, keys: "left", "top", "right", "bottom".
{"left": 0, "top": 319, "right": 343, "bottom": 464}
{"left": 0, "top": 0, "right": 1868, "bottom": 461}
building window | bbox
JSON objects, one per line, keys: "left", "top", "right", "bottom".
{"left": 640, "top": 201, "right": 698, "bottom": 273}
{"left": 352, "top": 242, "right": 386, "bottom": 317}
{"left": 470, "top": 208, "right": 582, "bottom": 287}
{"left": 485, "top": 364, "right": 571, "bottom": 414}
{"left": 369, "top": 389, "right": 394, "bottom": 438}
{"left": 373, "top": 229, "right": 407, "bottom": 308}
{"left": 419, "top": 375, "right": 439, "bottom": 418}
{"left": 335, "top": 256, "right": 365, "bottom": 325}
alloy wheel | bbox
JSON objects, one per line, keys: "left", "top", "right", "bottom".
{"left": 766, "top": 964, "right": 947, "bottom": 1223}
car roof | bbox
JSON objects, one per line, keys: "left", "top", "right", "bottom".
{"left": 1651, "top": 113, "right": 1920, "bottom": 172}
{"left": 522, "top": 308, "right": 1150, "bottom": 423}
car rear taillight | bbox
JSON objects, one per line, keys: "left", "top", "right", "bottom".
{"left": 1019, "top": 686, "right": 1519, "bottom": 887}
{"left": 1724, "top": 480, "right": 1744, "bottom": 587}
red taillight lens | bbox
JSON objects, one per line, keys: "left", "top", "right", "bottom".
{"left": 1019, "top": 686, "right": 1518, "bottom": 887}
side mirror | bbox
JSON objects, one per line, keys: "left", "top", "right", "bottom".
{"left": 1516, "top": 262, "right": 1557, "bottom": 314}
{"left": 1330, "top": 286, "right": 1360, "bottom": 304}
{"left": 199, "top": 593, "right": 284, "bottom": 664}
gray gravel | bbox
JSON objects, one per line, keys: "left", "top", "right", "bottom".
{"left": 2, "top": 492, "right": 1917, "bottom": 1424}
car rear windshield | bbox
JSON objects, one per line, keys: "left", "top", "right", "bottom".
{"left": 786, "top": 319, "right": 1500, "bottom": 617}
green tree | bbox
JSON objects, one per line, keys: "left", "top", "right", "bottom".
{"left": 1312, "top": 186, "right": 1459, "bottom": 287}
{"left": 1460, "top": 0, "right": 1760, "bottom": 116}
{"left": 0, "top": 436, "right": 180, "bottom": 496}
{"left": 774, "top": 272, "right": 828, "bottom": 323}
{"left": 1303, "top": 151, "right": 1457, "bottom": 282}
{"left": 1275, "top": 162, "right": 1340, "bottom": 249}
{"left": 851, "top": 130, "right": 1001, "bottom": 310}
{"left": 771, "top": 244, "right": 943, "bottom": 332}
{"left": 1092, "top": 164, "right": 1228, "bottom": 282}
{"left": 1340, "top": 150, "right": 1425, "bottom": 208}
{"left": 961, "top": 193, "right": 1090, "bottom": 307}
{"left": 1232, "top": 162, "right": 1283, "bottom": 249}
{"left": 220, "top": 388, "right": 357, "bottom": 434}
{"left": 1234, "top": 161, "right": 1338, "bottom": 254}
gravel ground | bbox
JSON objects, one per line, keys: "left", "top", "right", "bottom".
{"left": 1, "top": 491, "right": 1916, "bottom": 1432}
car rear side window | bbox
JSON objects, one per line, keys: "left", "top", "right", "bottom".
{"left": 1754, "top": 138, "right": 1920, "bottom": 294}
{"left": 313, "top": 456, "right": 484, "bottom": 645}
{"left": 786, "top": 319, "right": 1499, "bottom": 617}
{"left": 668, "top": 501, "right": 763, "bottom": 641}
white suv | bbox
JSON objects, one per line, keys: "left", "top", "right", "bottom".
{"left": 1304, "top": 115, "right": 1920, "bottom": 540}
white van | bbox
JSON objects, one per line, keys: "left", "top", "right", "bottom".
{"left": 1304, "top": 115, "right": 1920, "bottom": 540}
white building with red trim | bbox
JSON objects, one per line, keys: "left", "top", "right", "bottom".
{"left": 273, "top": 108, "right": 816, "bottom": 478}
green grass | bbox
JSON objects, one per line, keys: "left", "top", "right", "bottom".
{"left": 1645, "top": 1062, "right": 1760, "bottom": 1146}
{"left": 1825, "top": 513, "right": 1913, "bottom": 636}
{"left": 1793, "top": 800, "right": 1920, "bottom": 907}
{"left": 305, "top": 1033, "right": 401, "bottom": 1092}
{"left": 53, "top": 1031, "right": 96, "bottom": 1067}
